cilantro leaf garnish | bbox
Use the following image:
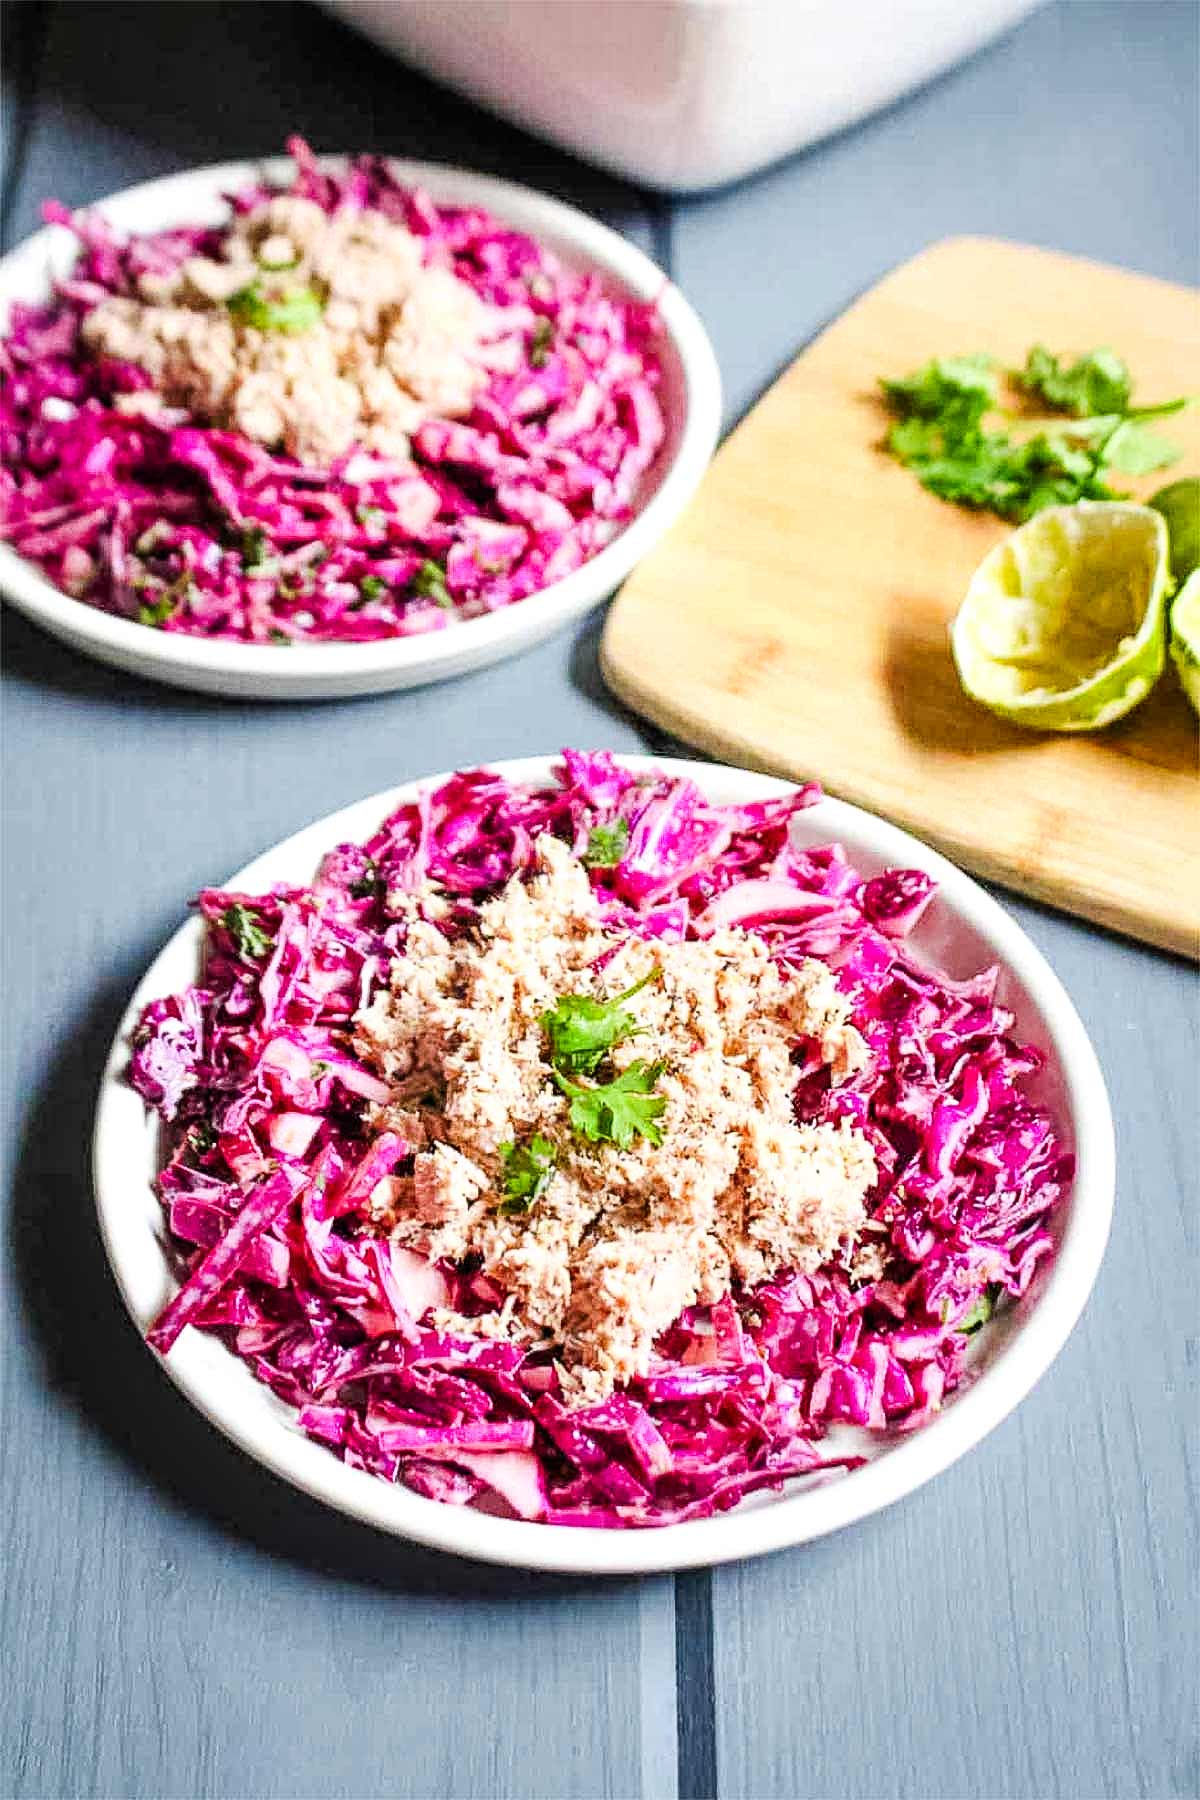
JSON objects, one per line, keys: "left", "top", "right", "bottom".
{"left": 541, "top": 968, "right": 658, "bottom": 1076}
{"left": 1101, "top": 420, "right": 1182, "bottom": 477}
{"left": 889, "top": 418, "right": 1118, "bottom": 519}
{"left": 348, "top": 857, "right": 383, "bottom": 900}
{"left": 1016, "top": 345, "right": 1131, "bottom": 418}
{"left": 880, "top": 354, "right": 996, "bottom": 428}
{"left": 227, "top": 281, "right": 324, "bottom": 334}
{"left": 358, "top": 573, "right": 389, "bottom": 602}
{"left": 553, "top": 1060, "right": 667, "bottom": 1150}
{"left": 275, "top": 573, "right": 312, "bottom": 602}
{"left": 413, "top": 558, "right": 453, "bottom": 609}
{"left": 957, "top": 1285, "right": 1001, "bottom": 1336}
{"left": 220, "top": 902, "right": 274, "bottom": 961}
{"left": 541, "top": 968, "right": 666, "bottom": 1148}
{"left": 240, "top": 525, "right": 275, "bottom": 570}
{"left": 138, "top": 592, "right": 176, "bottom": 627}
{"left": 497, "top": 1134, "right": 558, "bottom": 1215}
{"left": 529, "top": 316, "right": 554, "bottom": 369}
{"left": 137, "top": 573, "right": 196, "bottom": 628}
{"left": 187, "top": 1121, "right": 217, "bottom": 1159}
{"left": 582, "top": 819, "right": 630, "bottom": 869}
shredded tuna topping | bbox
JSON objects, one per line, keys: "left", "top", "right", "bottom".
{"left": 355, "top": 836, "right": 875, "bottom": 1405}
{"left": 81, "top": 195, "right": 500, "bottom": 462}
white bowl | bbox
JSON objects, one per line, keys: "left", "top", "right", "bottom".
{"left": 92, "top": 755, "right": 1114, "bottom": 1574}
{"left": 0, "top": 159, "right": 720, "bottom": 700}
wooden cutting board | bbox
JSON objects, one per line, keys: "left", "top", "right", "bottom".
{"left": 603, "top": 238, "right": 1200, "bottom": 959}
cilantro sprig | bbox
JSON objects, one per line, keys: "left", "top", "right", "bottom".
{"left": 413, "top": 558, "right": 453, "bottom": 609}
{"left": 497, "top": 1134, "right": 558, "bottom": 1215}
{"left": 541, "top": 968, "right": 666, "bottom": 1149}
{"left": 528, "top": 316, "right": 554, "bottom": 369}
{"left": 227, "top": 280, "right": 324, "bottom": 334}
{"left": 348, "top": 856, "right": 383, "bottom": 901}
{"left": 239, "top": 525, "right": 283, "bottom": 579}
{"left": 187, "top": 1121, "right": 217, "bottom": 1160}
{"left": 1016, "top": 345, "right": 1130, "bottom": 418}
{"left": 220, "top": 902, "right": 274, "bottom": 961}
{"left": 552, "top": 1060, "right": 667, "bottom": 1150}
{"left": 880, "top": 345, "right": 1188, "bottom": 522}
{"left": 137, "top": 573, "right": 196, "bottom": 628}
{"left": 957, "top": 1285, "right": 1002, "bottom": 1337}
{"left": 881, "top": 353, "right": 997, "bottom": 429}
{"left": 138, "top": 591, "right": 177, "bottom": 627}
{"left": 582, "top": 819, "right": 630, "bottom": 869}
{"left": 541, "top": 968, "right": 658, "bottom": 1076}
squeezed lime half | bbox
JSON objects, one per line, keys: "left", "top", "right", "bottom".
{"left": 951, "top": 501, "right": 1170, "bottom": 732}
{"left": 1170, "top": 570, "right": 1200, "bottom": 718}
{"left": 1150, "top": 476, "right": 1200, "bottom": 584}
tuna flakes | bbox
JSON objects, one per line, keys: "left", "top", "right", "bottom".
{"left": 354, "top": 835, "right": 876, "bottom": 1405}
{"left": 81, "top": 196, "right": 503, "bottom": 462}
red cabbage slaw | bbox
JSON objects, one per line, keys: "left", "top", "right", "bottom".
{"left": 0, "top": 139, "right": 665, "bottom": 643}
{"left": 129, "top": 753, "right": 1067, "bottom": 1528}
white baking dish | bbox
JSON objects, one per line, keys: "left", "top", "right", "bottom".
{"left": 326, "top": 0, "right": 1044, "bottom": 194}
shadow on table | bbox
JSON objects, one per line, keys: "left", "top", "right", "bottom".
{"left": 1, "top": 607, "right": 248, "bottom": 714}
{"left": 16, "top": 0, "right": 661, "bottom": 234}
{"left": 5, "top": 593, "right": 649, "bottom": 749}
{"left": 569, "top": 612, "right": 696, "bottom": 757}
{"left": 7, "top": 965, "right": 622, "bottom": 1601}
{"left": 567, "top": 610, "right": 670, "bottom": 746}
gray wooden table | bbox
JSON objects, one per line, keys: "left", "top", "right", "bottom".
{"left": 2, "top": 5, "right": 1196, "bottom": 1798}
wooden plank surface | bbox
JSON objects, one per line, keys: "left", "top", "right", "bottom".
{"left": 604, "top": 235, "right": 1200, "bottom": 957}
{"left": 671, "top": 6, "right": 1199, "bottom": 1796}
{"left": 1, "top": 6, "right": 1196, "bottom": 1800}
{"left": 0, "top": 8, "right": 676, "bottom": 1800}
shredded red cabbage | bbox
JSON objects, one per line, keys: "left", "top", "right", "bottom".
{"left": 129, "top": 753, "right": 1067, "bottom": 1528}
{"left": 0, "top": 139, "right": 665, "bottom": 643}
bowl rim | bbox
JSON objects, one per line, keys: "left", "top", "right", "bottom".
{"left": 91, "top": 753, "right": 1115, "bottom": 1574}
{"left": 0, "top": 154, "right": 721, "bottom": 692}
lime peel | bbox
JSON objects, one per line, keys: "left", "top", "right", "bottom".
{"left": 1170, "top": 571, "right": 1200, "bottom": 719}
{"left": 1150, "top": 476, "right": 1200, "bottom": 585}
{"left": 951, "top": 500, "right": 1170, "bottom": 732}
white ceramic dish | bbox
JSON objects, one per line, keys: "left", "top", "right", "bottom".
{"left": 326, "top": 0, "right": 1044, "bottom": 195}
{"left": 0, "top": 159, "right": 720, "bottom": 700}
{"left": 93, "top": 754, "right": 1114, "bottom": 1574}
